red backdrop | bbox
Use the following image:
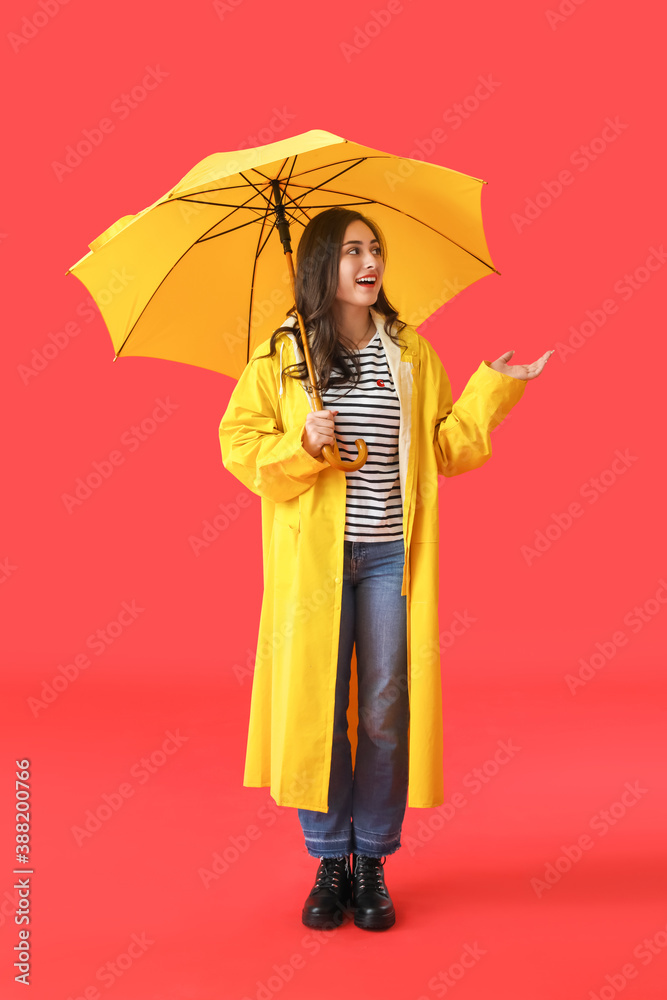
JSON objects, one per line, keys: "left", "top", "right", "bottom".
{"left": 2, "top": 2, "right": 666, "bottom": 998}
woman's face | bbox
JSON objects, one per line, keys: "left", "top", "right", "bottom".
{"left": 334, "top": 219, "right": 385, "bottom": 309}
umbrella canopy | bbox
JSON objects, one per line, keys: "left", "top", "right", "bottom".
{"left": 66, "top": 128, "right": 498, "bottom": 380}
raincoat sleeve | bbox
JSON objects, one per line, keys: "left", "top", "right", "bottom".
{"left": 218, "top": 346, "right": 327, "bottom": 503}
{"left": 423, "top": 340, "right": 527, "bottom": 477}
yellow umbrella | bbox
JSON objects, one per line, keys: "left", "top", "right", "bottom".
{"left": 66, "top": 128, "right": 498, "bottom": 469}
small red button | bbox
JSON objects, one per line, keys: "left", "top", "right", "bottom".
{"left": 376, "top": 379, "right": 385, "bottom": 387}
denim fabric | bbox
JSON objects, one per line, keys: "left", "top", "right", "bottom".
{"left": 297, "top": 538, "right": 409, "bottom": 858}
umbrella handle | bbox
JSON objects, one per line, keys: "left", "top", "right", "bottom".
{"left": 283, "top": 250, "right": 368, "bottom": 472}
{"left": 321, "top": 439, "right": 368, "bottom": 471}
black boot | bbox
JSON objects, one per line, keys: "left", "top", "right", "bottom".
{"left": 351, "top": 854, "right": 396, "bottom": 930}
{"left": 302, "top": 855, "right": 352, "bottom": 929}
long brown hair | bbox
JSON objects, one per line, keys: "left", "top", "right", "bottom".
{"left": 254, "top": 207, "right": 407, "bottom": 392}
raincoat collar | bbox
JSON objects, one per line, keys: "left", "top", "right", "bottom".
{"left": 275, "top": 308, "right": 416, "bottom": 386}
{"left": 275, "top": 307, "right": 416, "bottom": 352}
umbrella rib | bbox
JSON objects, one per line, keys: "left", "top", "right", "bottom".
{"left": 275, "top": 190, "right": 313, "bottom": 229}
{"left": 175, "top": 183, "right": 271, "bottom": 215}
{"left": 172, "top": 174, "right": 287, "bottom": 195}
{"left": 271, "top": 161, "right": 315, "bottom": 229}
{"left": 170, "top": 153, "right": 466, "bottom": 201}
{"left": 197, "top": 157, "right": 370, "bottom": 206}
{"left": 238, "top": 159, "right": 306, "bottom": 236}
{"left": 223, "top": 169, "right": 286, "bottom": 255}
{"left": 252, "top": 155, "right": 389, "bottom": 185}
{"left": 255, "top": 156, "right": 315, "bottom": 257}
{"left": 255, "top": 214, "right": 279, "bottom": 259}
{"left": 185, "top": 175, "right": 299, "bottom": 244}
{"left": 289, "top": 182, "right": 497, "bottom": 272}
{"left": 288, "top": 158, "right": 369, "bottom": 199}
{"left": 251, "top": 153, "right": 311, "bottom": 258}
{"left": 288, "top": 200, "right": 376, "bottom": 210}
{"left": 179, "top": 199, "right": 268, "bottom": 211}
{"left": 196, "top": 216, "right": 273, "bottom": 243}
{"left": 259, "top": 155, "right": 375, "bottom": 228}
{"left": 192, "top": 183, "right": 305, "bottom": 249}
{"left": 172, "top": 156, "right": 385, "bottom": 198}
{"left": 194, "top": 199, "right": 298, "bottom": 251}
{"left": 170, "top": 185, "right": 276, "bottom": 241}
{"left": 278, "top": 153, "right": 484, "bottom": 185}
{"left": 268, "top": 154, "right": 310, "bottom": 224}
{"left": 237, "top": 170, "right": 276, "bottom": 207}
{"left": 113, "top": 207, "right": 270, "bottom": 357}
{"left": 283, "top": 206, "right": 310, "bottom": 228}
{"left": 249, "top": 155, "right": 295, "bottom": 187}
{"left": 172, "top": 162, "right": 354, "bottom": 245}
{"left": 280, "top": 154, "right": 299, "bottom": 189}
{"left": 175, "top": 182, "right": 267, "bottom": 194}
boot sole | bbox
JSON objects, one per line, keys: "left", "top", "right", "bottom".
{"left": 353, "top": 908, "right": 396, "bottom": 930}
{"left": 301, "top": 907, "right": 349, "bottom": 930}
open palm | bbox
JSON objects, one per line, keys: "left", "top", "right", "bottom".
{"left": 489, "top": 349, "right": 554, "bottom": 381}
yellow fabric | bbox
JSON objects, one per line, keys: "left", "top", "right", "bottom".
{"left": 218, "top": 309, "right": 526, "bottom": 812}
{"left": 66, "top": 129, "right": 496, "bottom": 379}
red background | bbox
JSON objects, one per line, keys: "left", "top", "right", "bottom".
{"left": 2, "top": 1, "right": 666, "bottom": 998}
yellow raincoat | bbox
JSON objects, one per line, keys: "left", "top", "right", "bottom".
{"left": 219, "top": 308, "right": 526, "bottom": 812}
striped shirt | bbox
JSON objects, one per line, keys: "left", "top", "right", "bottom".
{"left": 320, "top": 330, "right": 403, "bottom": 542}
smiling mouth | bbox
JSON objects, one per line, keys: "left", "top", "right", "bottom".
{"left": 356, "top": 277, "right": 377, "bottom": 286}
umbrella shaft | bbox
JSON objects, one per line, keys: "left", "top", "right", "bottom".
{"left": 270, "top": 179, "right": 293, "bottom": 255}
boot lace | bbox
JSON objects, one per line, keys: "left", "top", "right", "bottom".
{"left": 353, "top": 855, "right": 388, "bottom": 895}
{"left": 313, "top": 856, "right": 349, "bottom": 894}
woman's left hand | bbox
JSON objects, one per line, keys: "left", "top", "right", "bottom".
{"left": 489, "top": 349, "right": 554, "bottom": 381}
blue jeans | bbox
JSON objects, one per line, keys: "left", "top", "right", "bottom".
{"left": 297, "top": 538, "right": 409, "bottom": 858}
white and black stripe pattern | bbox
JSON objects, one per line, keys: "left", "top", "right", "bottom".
{"left": 320, "top": 330, "right": 403, "bottom": 542}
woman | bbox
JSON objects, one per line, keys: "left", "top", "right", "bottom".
{"left": 218, "top": 207, "right": 552, "bottom": 932}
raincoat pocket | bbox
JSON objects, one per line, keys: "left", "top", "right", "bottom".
{"left": 410, "top": 506, "right": 439, "bottom": 544}
{"left": 273, "top": 494, "right": 300, "bottom": 531}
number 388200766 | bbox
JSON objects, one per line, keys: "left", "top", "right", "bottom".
{"left": 15, "top": 759, "right": 31, "bottom": 853}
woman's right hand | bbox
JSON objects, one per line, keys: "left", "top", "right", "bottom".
{"left": 302, "top": 409, "right": 339, "bottom": 457}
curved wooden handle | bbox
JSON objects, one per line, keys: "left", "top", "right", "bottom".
{"left": 321, "top": 439, "right": 368, "bottom": 472}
